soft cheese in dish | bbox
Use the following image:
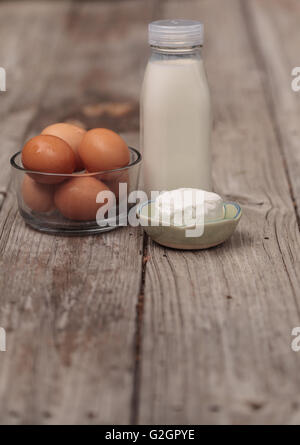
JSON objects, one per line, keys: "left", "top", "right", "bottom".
{"left": 154, "top": 188, "right": 224, "bottom": 227}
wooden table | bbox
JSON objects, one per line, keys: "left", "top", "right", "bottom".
{"left": 1, "top": 0, "right": 300, "bottom": 425}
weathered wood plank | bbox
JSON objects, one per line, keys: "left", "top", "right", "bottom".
{"left": 0, "top": 208, "right": 143, "bottom": 424}
{"left": 138, "top": 0, "right": 300, "bottom": 425}
{"left": 0, "top": 1, "right": 72, "bottom": 206}
{"left": 25, "top": 0, "right": 152, "bottom": 137}
{"left": 244, "top": 0, "right": 300, "bottom": 222}
{"left": 0, "top": 0, "right": 155, "bottom": 424}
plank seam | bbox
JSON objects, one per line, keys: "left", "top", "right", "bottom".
{"left": 130, "top": 0, "right": 164, "bottom": 423}
{"left": 130, "top": 232, "right": 148, "bottom": 425}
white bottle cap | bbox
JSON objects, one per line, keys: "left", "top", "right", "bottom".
{"left": 149, "top": 19, "right": 204, "bottom": 48}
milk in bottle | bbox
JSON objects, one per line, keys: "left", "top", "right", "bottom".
{"left": 140, "top": 20, "right": 212, "bottom": 195}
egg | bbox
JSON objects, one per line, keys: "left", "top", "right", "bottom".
{"left": 41, "top": 123, "right": 86, "bottom": 171}
{"left": 22, "top": 174, "right": 55, "bottom": 213}
{"left": 22, "top": 135, "right": 76, "bottom": 184}
{"left": 54, "top": 176, "right": 111, "bottom": 221}
{"left": 78, "top": 128, "right": 130, "bottom": 172}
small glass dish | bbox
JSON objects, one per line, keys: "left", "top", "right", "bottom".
{"left": 10, "top": 147, "right": 142, "bottom": 235}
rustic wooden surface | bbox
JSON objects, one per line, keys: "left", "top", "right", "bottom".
{"left": 0, "top": 0, "right": 300, "bottom": 425}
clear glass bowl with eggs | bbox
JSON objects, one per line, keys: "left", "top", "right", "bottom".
{"left": 10, "top": 124, "right": 142, "bottom": 235}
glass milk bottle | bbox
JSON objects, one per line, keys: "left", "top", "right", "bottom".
{"left": 140, "top": 20, "right": 212, "bottom": 196}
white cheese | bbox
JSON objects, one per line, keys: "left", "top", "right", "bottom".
{"left": 154, "top": 188, "right": 224, "bottom": 227}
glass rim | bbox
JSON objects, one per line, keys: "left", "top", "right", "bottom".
{"left": 10, "top": 146, "right": 142, "bottom": 177}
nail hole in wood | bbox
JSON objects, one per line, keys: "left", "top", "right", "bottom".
{"left": 248, "top": 402, "right": 263, "bottom": 411}
{"left": 209, "top": 405, "right": 220, "bottom": 412}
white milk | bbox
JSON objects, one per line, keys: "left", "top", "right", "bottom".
{"left": 140, "top": 20, "right": 212, "bottom": 196}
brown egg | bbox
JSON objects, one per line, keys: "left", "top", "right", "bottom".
{"left": 78, "top": 128, "right": 130, "bottom": 172}
{"left": 22, "top": 135, "right": 76, "bottom": 184}
{"left": 41, "top": 123, "right": 86, "bottom": 171}
{"left": 54, "top": 176, "right": 111, "bottom": 221}
{"left": 22, "top": 175, "right": 55, "bottom": 213}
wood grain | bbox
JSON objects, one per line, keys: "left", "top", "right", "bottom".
{"left": 24, "top": 0, "right": 152, "bottom": 136}
{"left": 0, "top": 1, "right": 72, "bottom": 207}
{"left": 0, "top": 217, "right": 143, "bottom": 424}
{"left": 1, "top": 0, "right": 300, "bottom": 425}
{"left": 138, "top": 0, "right": 300, "bottom": 425}
{"left": 0, "top": 0, "right": 154, "bottom": 424}
{"left": 244, "top": 0, "right": 300, "bottom": 221}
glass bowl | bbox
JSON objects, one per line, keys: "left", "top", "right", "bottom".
{"left": 10, "top": 147, "right": 142, "bottom": 235}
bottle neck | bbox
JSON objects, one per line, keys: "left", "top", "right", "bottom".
{"left": 150, "top": 45, "right": 202, "bottom": 56}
